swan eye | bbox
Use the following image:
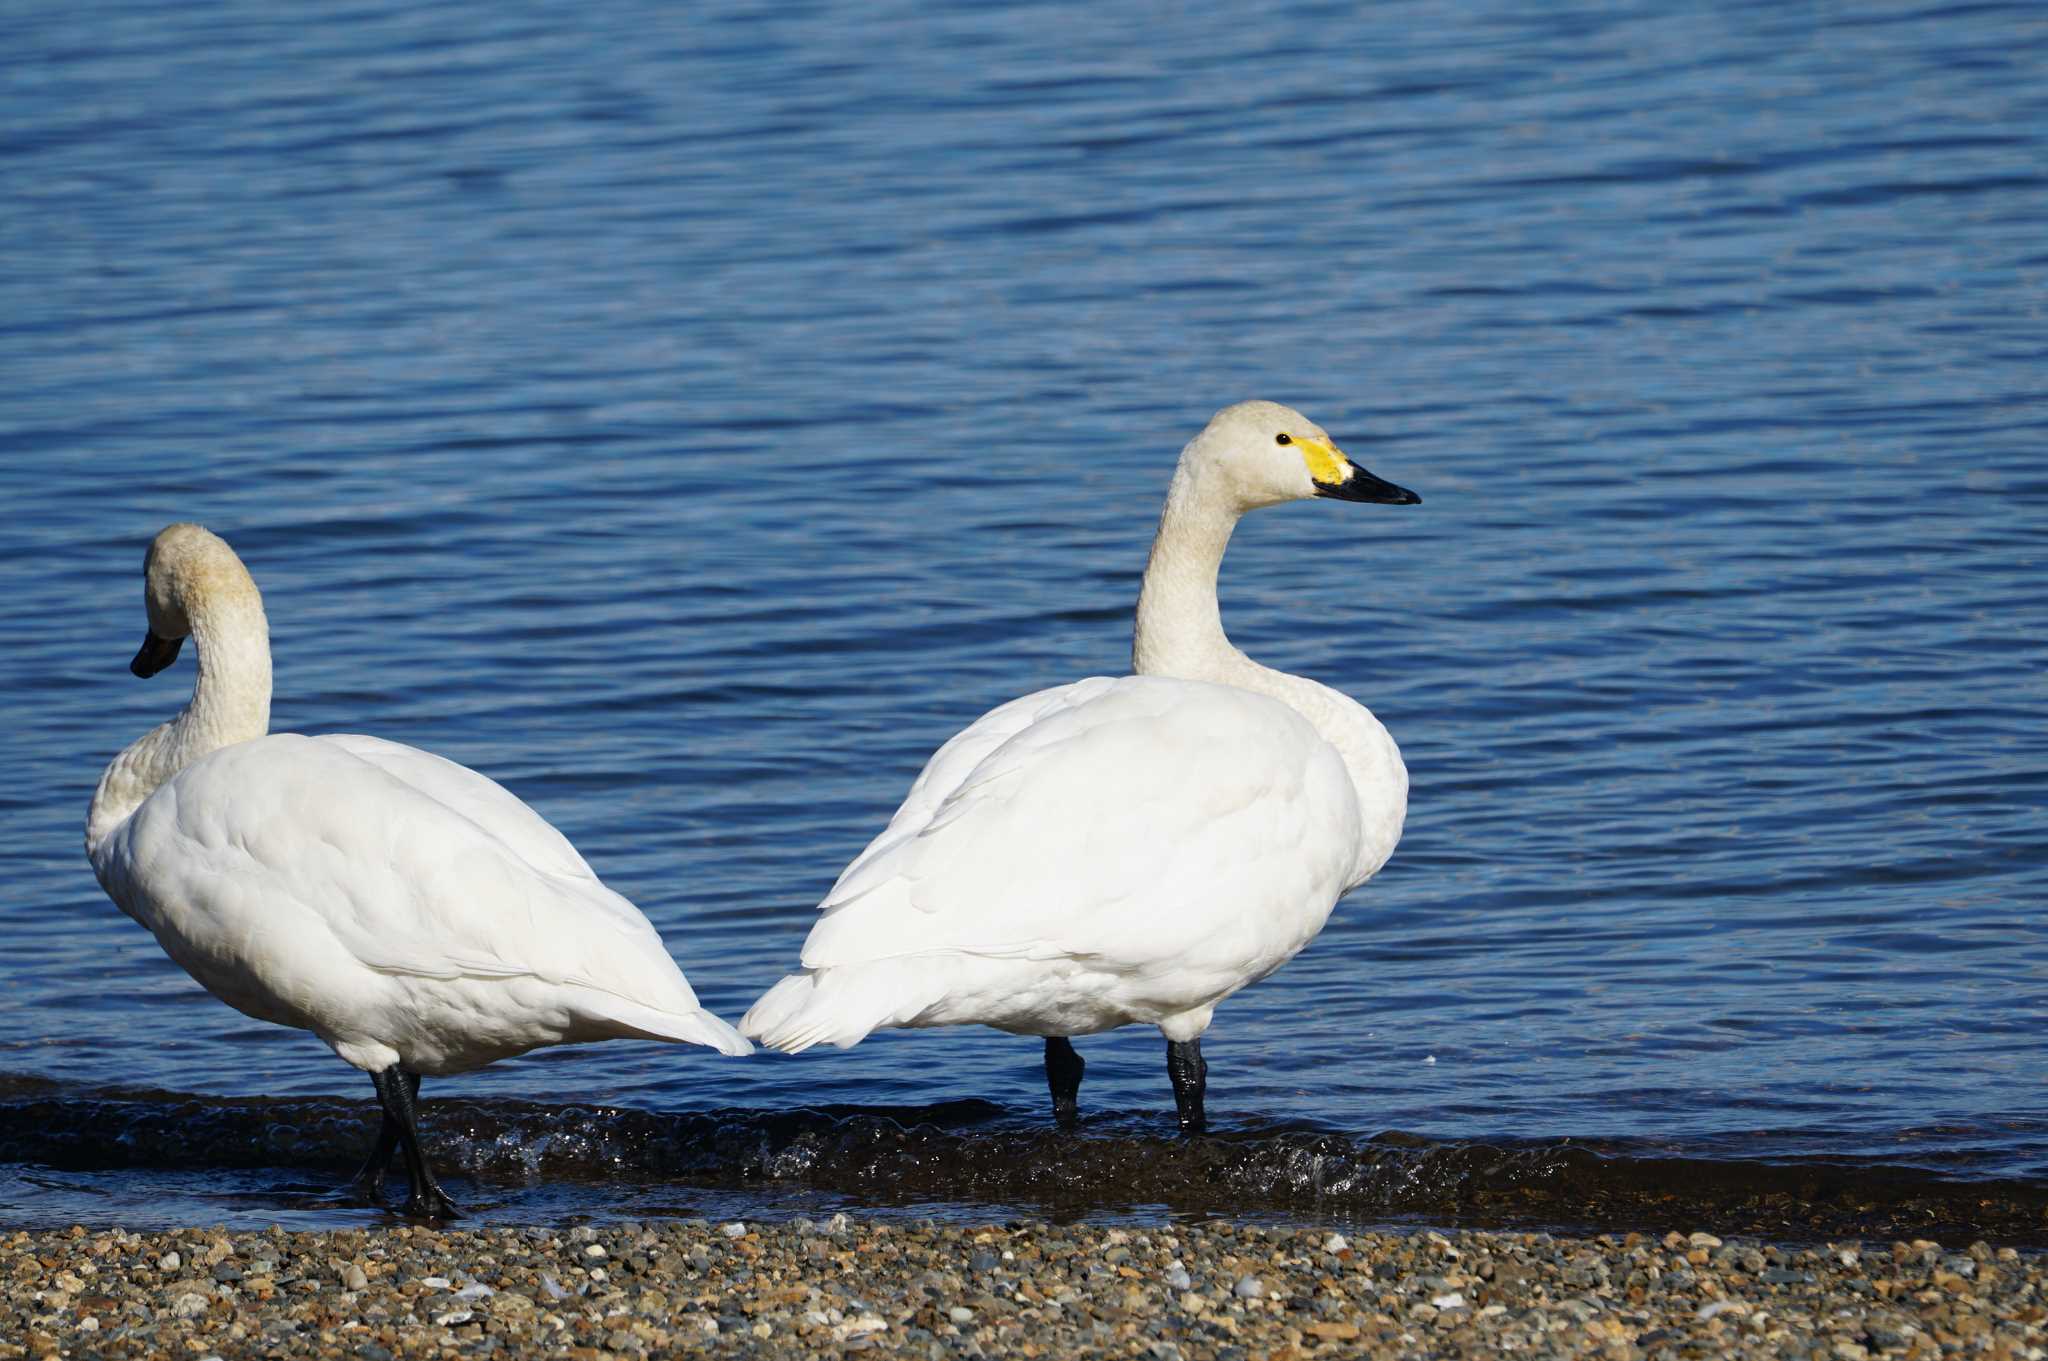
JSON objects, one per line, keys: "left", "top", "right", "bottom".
{"left": 1275, "top": 433, "right": 1292, "bottom": 446}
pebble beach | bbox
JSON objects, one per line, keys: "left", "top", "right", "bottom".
{"left": 4, "top": 1217, "right": 2040, "bottom": 1360}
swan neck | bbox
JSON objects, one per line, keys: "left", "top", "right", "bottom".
{"left": 1132, "top": 467, "right": 1242, "bottom": 680}
{"left": 1131, "top": 462, "right": 1406, "bottom": 889}
{"left": 86, "top": 591, "right": 272, "bottom": 857}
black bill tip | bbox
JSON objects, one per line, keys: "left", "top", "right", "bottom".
{"left": 130, "top": 631, "right": 184, "bottom": 678}
{"left": 1315, "top": 466, "right": 1421, "bottom": 505}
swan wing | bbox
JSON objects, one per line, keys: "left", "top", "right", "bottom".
{"left": 799, "top": 675, "right": 1361, "bottom": 974}
{"left": 118, "top": 734, "right": 717, "bottom": 1021}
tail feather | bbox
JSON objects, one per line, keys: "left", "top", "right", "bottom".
{"left": 741, "top": 965, "right": 930, "bottom": 1053}
{"left": 578, "top": 993, "right": 754, "bottom": 1057}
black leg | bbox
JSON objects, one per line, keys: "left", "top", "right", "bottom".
{"left": 353, "top": 1069, "right": 421, "bottom": 1201}
{"left": 352, "top": 1064, "right": 423, "bottom": 1195}
{"left": 369, "top": 1067, "right": 458, "bottom": 1221}
{"left": 1045, "top": 1037, "right": 1085, "bottom": 1127}
{"left": 1165, "top": 1037, "right": 1207, "bottom": 1133}
{"left": 351, "top": 1111, "right": 399, "bottom": 1201}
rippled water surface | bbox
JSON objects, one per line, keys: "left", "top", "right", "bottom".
{"left": 3, "top": 1, "right": 2045, "bottom": 1236}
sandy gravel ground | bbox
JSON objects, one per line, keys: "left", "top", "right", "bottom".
{"left": 2, "top": 1216, "right": 2042, "bottom": 1359}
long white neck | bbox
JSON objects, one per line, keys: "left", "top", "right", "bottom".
{"left": 86, "top": 593, "right": 273, "bottom": 859}
{"left": 1131, "top": 461, "right": 1407, "bottom": 887}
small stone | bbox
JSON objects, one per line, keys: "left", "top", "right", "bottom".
{"left": 948, "top": 1305, "right": 975, "bottom": 1325}
{"left": 540, "top": 1274, "right": 568, "bottom": 1301}
{"left": 1689, "top": 1232, "right": 1723, "bottom": 1249}
{"left": 170, "top": 1292, "right": 209, "bottom": 1318}
{"left": 342, "top": 1264, "right": 368, "bottom": 1290}
{"left": 1308, "top": 1321, "right": 1360, "bottom": 1341}
{"left": 1324, "top": 1233, "right": 1349, "bottom": 1253}
{"left": 721, "top": 1222, "right": 748, "bottom": 1239}
{"left": 1431, "top": 1292, "right": 1467, "bottom": 1310}
{"left": 160, "top": 1251, "right": 182, "bottom": 1272}
{"left": 1164, "top": 1265, "right": 1192, "bottom": 1291}
{"left": 431, "top": 1309, "right": 473, "bottom": 1326}
{"left": 1180, "top": 1291, "right": 1209, "bottom": 1314}
{"left": 582, "top": 1244, "right": 607, "bottom": 1260}
{"left": 419, "top": 1275, "right": 451, "bottom": 1288}
{"left": 1232, "top": 1275, "right": 1265, "bottom": 1299}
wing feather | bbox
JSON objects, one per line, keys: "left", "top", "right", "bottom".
{"left": 797, "top": 676, "right": 1360, "bottom": 975}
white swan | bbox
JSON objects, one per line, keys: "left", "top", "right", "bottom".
{"left": 742, "top": 400, "right": 1418, "bottom": 1129}
{"left": 85, "top": 524, "right": 750, "bottom": 1218}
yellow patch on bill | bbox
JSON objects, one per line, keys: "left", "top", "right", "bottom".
{"left": 1298, "top": 437, "right": 1351, "bottom": 487}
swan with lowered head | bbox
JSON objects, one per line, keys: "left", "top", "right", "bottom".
{"left": 741, "top": 400, "right": 1418, "bottom": 1130}
{"left": 86, "top": 524, "right": 750, "bottom": 1219}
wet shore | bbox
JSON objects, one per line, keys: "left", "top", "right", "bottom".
{"left": 3, "top": 1215, "right": 2040, "bottom": 1359}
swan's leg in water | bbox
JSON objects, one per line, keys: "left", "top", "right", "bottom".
{"left": 350, "top": 1069, "right": 418, "bottom": 1200}
{"left": 1166, "top": 1038, "right": 1208, "bottom": 1133}
{"left": 1045, "top": 1037, "right": 1085, "bottom": 1127}
{"left": 369, "top": 1067, "right": 459, "bottom": 1220}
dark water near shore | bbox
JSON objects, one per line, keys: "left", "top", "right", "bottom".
{"left": 3, "top": 2, "right": 2046, "bottom": 1238}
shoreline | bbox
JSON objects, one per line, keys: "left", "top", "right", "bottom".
{"left": 3, "top": 1216, "right": 2040, "bottom": 1359}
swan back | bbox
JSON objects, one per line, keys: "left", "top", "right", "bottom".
{"left": 803, "top": 675, "right": 1362, "bottom": 973}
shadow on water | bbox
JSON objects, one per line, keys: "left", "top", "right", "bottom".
{"left": 3, "top": 1076, "right": 2043, "bottom": 1245}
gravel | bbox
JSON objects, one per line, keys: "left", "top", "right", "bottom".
{"left": 1, "top": 1219, "right": 2042, "bottom": 1358}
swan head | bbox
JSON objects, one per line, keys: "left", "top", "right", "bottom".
{"left": 1184, "top": 400, "right": 1419, "bottom": 512}
{"left": 132, "top": 523, "right": 261, "bottom": 677}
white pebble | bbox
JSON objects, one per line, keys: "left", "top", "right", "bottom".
{"left": 170, "top": 1293, "right": 209, "bottom": 1319}
{"left": 1697, "top": 1301, "right": 1745, "bottom": 1321}
{"left": 160, "top": 1252, "right": 182, "bottom": 1272}
{"left": 582, "top": 1244, "right": 607, "bottom": 1261}
{"left": 421, "top": 1275, "right": 452, "bottom": 1288}
{"left": 540, "top": 1274, "right": 568, "bottom": 1301}
{"left": 721, "top": 1221, "right": 748, "bottom": 1239}
{"left": 948, "top": 1305, "right": 975, "bottom": 1325}
{"left": 432, "top": 1309, "right": 473, "bottom": 1327}
{"left": 1431, "top": 1292, "right": 1468, "bottom": 1310}
{"left": 1232, "top": 1275, "right": 1265, "bottom": 1299}
{"left": 456, "top": 1282, "right": 495, "bottom": 1300}
{"left": 1164, "top": 1265, "right": 1192, "bottom": 1290}
{"left": 78, "top": 1318, "right": 99, "bottom": 1332}
{"left": 1324, "top": 1233, "right": 1349, "bottom": 1253}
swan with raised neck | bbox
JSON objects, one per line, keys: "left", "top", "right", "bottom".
{"left": 742, "top": 398, "right": 1421, "bottom": 1130}
{"left": 87, "top": 522, "right": 272, "bottom": 859}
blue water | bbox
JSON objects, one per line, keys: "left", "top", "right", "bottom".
{"left": 2, "top": 0, "right": 2045, "bottom": 1234}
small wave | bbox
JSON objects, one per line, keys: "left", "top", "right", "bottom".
{"left": 2, "top": 1080, "right": 2042, "bottom": 1243}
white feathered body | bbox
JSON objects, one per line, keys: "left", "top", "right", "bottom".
{"left": 744, "top": 673, "right": 1406, "bottom": 1050}
{"left": 90, "top": 731, "right": 748, "bottom": 1074}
